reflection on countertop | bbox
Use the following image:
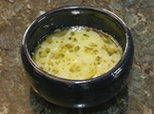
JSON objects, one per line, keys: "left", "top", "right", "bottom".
{"left": 30, "top": 86, "right": 128, "bottom": 114}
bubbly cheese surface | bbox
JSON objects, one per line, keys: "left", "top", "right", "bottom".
{"left": 33, "top": 27, "right": 122, "bottom": 80}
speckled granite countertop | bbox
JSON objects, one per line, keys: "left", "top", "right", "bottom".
{"left": 0, "top": 0, "right": 153, "bottom": 114}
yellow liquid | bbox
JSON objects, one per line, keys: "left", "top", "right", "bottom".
{"left": 33, "top": 27, "right": 122, "bottom": 80}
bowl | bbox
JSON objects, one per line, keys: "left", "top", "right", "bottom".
{"left": 21, "top": 6, "right": 134, "bottom": 108}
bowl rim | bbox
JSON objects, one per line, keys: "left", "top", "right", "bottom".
{"left": 22, "top": 5, "right": 132, "bottom": 84}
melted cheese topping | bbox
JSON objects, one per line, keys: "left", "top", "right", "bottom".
{"left": 33, "top": 27, "right": 122, "bottom": 80}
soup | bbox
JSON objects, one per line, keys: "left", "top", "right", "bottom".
{"left": 33, "top": 27, "right": 122, "bottom": 80}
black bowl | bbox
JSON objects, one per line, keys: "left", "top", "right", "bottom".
{"left": 21, "top": 6, "right": 134, "bottom": 108}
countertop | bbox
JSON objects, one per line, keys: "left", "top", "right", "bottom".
{"left": 0, "top": 0, "right": 153, "bottom": 114}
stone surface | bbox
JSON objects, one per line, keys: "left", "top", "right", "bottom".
{"left": 0, "top": 0, "right": 153, "bottom": 114}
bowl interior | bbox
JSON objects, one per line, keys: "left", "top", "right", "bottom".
{"left": 25, "top": 7, "right": 127, "bottom": 57}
